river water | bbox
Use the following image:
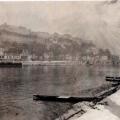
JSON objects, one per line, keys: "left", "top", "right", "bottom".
{"left": 0, "top": 65, "right": 119, "bottom": 120}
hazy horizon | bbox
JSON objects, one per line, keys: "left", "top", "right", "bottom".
{"left": 0, "top": 1, "right": 120, "bottom": 54}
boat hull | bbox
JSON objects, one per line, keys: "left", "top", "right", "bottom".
{"left": 33, "top": 95, "right": 98, "bottom": 103}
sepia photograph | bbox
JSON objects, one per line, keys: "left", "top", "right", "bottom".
{"left": 0, "top": 0, "right": 120, "bottom": 120}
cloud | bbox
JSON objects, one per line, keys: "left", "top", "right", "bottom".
{"left": 52, "top": 1, "right": 120, "bottom": 55}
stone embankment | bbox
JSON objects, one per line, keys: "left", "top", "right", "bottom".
{"left": 22, "top": 61, "right": 80, "bottom": 66}
{"left": 55, "top": 85, "right": 120, "bottom": 120}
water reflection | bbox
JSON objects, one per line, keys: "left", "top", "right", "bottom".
{"left": 0, "top": 65, "right": 120, "bottom": 120}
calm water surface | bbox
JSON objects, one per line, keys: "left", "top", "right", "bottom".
{"left": 0, "top": 65, "right": 119, "bottom": 120}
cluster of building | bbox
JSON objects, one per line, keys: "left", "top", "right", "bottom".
{"left": 0, "top": 46, "right": 119, "bottom": 66}
{"left": 79, "top": 48, "right": 120, "bottom": 66}
{"left": 0, "top": 48, "right": 29, "bottom": 62}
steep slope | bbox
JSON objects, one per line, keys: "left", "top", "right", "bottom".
{"left": 0, "top": 23, "right": 112, "bottom": 61}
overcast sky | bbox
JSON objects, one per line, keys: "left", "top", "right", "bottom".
{"left": 0, "top": 1, "right": 120, "bottom": 54}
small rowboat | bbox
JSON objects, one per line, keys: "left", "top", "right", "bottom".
{"left": 106, "top": 76, "right": 120, "bottom": 83}
{"left": 33, "top": 95, "right": 99, "bottom": 103}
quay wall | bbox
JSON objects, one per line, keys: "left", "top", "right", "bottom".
{"left": 22, "top": 61, "right": 80, "bottom": 65}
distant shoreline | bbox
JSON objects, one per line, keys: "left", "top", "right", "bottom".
{"left": 22, "top": 60, "right": 119, "bottom": 66}
{"left": 22, "top": 61, "right": 80, "bottom": 65}
{"left": 0, "top": 60, "right": 118, "bottom": 66}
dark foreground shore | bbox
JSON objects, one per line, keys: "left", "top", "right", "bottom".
{"left": 55, "top": 83, "right": 120, "bottom": 120}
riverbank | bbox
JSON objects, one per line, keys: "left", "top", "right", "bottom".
{"left": 22, "top": 61, "right": 119, "bottom": 67}
{"left": 55, "top": 85, "right": 120, "bottom": 120}
{"left": 22, "top": 61, "right": 80, "bottom": 66}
